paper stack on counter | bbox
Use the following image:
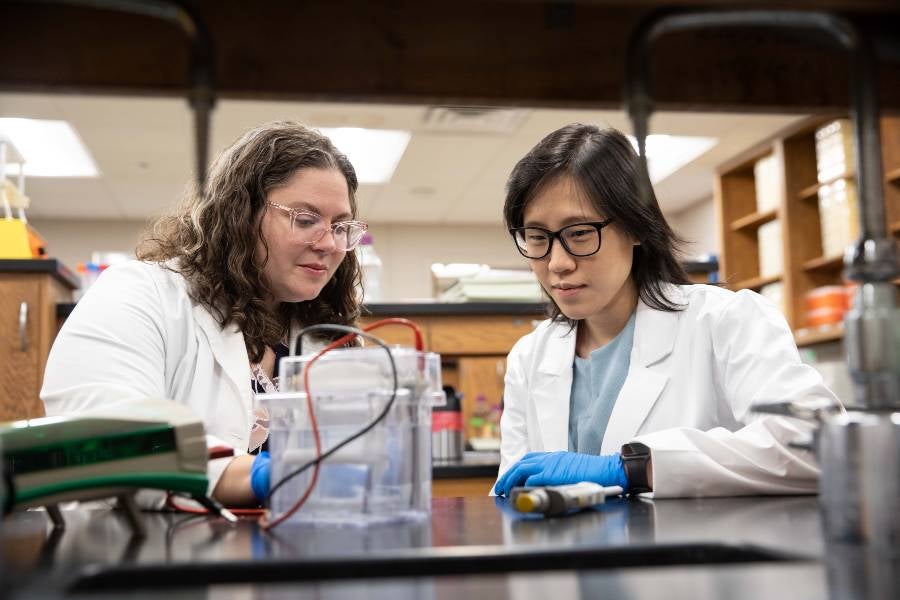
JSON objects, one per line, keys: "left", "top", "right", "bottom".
{"left": 439, "top": 269, "right": 544, "bottom": 302}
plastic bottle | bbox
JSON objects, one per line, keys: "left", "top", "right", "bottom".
{"left": 470, "top": 394, "right": 490, "bottom": 439}
{"left": 73, "top": 262, "right": 88, "bottom": 301}
{"left": 85, "top": 262, "right": 101, "bottom": 294}
{"left": 356, "top": 232, "right": 383, "bottom": 303}
{"left": 488, "top": 404, "right": 503, "bottom": 439}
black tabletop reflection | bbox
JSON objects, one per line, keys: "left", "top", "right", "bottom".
{"left": 4, "top": 494, "right": 881, "bottom": 600}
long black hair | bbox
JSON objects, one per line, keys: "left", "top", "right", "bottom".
{"left": 503, "top": 123, "right": 691, "bottom": 325}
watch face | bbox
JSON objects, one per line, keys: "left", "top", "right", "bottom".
{"left": 624, "top": 442, "right": 650, "bottom": 457}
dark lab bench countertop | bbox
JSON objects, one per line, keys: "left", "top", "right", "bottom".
{"left": 57, "top": 300, "right": 547, "bottom": 319}
{"left": 5, "top": 495, "right": 894, "bottom": 599}
{"left": 0, "top": 258, "right": 80, "bottom": 289}
{"left": 433, "top": 451, "right": 500, "bottom": 479}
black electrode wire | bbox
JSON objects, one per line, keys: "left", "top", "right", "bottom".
{"left": 265, "top": 325, "right": 398, "bottom": 504}
{"left": 293, "top": 323, "right": 366, "bottom": 355}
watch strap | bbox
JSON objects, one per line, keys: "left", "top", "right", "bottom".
{"left": 621, "top": 442, "right": 652, "bottom": 494}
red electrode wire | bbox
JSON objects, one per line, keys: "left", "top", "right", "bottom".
{"left": 167, "top": 320, "right": 426, "bottom": 526}
{"left": 363, "top": 317, "right": 425, "bottom": 351}
{"left": 165, "top": 447, "right": 266, "bottom": 519}
{"left": 261, "top": 318, "right": 424, "bottom": 529}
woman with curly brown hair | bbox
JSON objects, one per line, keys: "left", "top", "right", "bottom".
{"left": 41, "top": 121, "right": 368, "bottom": 506}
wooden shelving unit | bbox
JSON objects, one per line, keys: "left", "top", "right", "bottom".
{"left": 803, "top": 254, "right": 843, "bottom": 272}
{"left": 730, "top": 209, "right": 778, "bottom": 232}
{"left": 794, "top": 322, "right": 845, "bottom": 347}
{"left": 886, "top": 166, "right": 900, "bottom": 184}
{"left": 714, "top": 115, "right": 900, "bottom": 347}
{"left": 733, "top": 274, "right": 781, "bottom": 291}
{"left": 797, "top": 171, "right": 855, "bottom": 201}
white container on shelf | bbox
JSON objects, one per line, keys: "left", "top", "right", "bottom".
{"left": 753, "top": 154, "right": 780, "bottom": 213}
{"left": 757, "top": 220, "right": 783, "bottom": 279}
{"left": 815, "top": 119, "right": 854, "bottom": 183}
{"left": 817, "top": 178, "right": 859, "bottom": 257}
{"left": 759, "top": 281, "right": 786, "bottom": 315}
{"left": 356, "top": 232, "right": 383, "bottom": 303}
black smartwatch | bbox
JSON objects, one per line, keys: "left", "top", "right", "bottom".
{"left": 621, "top": 442, "right": 652, "bottom": 494}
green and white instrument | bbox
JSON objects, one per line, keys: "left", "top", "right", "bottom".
{"left": 1, "top": 399, "right": 233, "bottom": 533}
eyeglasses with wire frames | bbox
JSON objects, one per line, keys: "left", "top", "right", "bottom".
{"left": 266, "top": 201, "right": 368, "bottom": 251}
{"left": 509, "top": 219, "right": 614, "bottom": 259}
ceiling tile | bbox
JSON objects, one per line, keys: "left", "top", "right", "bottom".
{"left": 105, "top": 178, "right": 189, "bottom": 220}
{"left": 1, "top": 91, "right": 807, "bottom": 226}
{"left": 24, "top": 178, "right": 120, "bottom": 220}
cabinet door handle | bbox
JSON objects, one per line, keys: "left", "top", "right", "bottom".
{"left": 19, "top": 301, "right": 28, "bottom": 352}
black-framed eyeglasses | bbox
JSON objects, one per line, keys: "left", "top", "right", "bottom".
{"left": 509, "top": 219, "right": 614, "bottom": 259}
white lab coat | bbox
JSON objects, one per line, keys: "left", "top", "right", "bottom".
{"left": 499, "top": 283, "right": 836, "bottom": 498}
{"left": 41, "top": 261, "right": 258, "bottom": 495}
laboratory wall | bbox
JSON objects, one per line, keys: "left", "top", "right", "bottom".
{"left": 666, "top": 197, "right": 719, "bottom": 258}
{"left": 35, "top": 202, "right": 721, "bottom": 301}
{"left": 31, "top": 218, "right": 147, "bottom": 268}
{"left": 31, "top": 218, "right": 525, "bottom": 301}
{"left": 367, "top": 223, "right": 524, "bottom": 300}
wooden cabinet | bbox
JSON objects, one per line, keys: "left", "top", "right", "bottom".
{"left": 360, "top": 304, "right": 544, "bottom": 446}
{"left": 0, "top": 261, "right": 77, "bottom": 421}
{"left": 456, "top": 356, "right": 506, "bottom": 441}
{"left": 714, "top": 116, "right": 900, "bottom": 347}
{"left": 432, "top": 477, "right": 497, "bottom": 497}
{"left": 428, "top": 315, "right": 538, "bottom": 355}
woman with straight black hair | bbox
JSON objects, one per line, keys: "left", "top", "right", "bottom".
{"left": 493, "top": 124, "right": 837, "bottom": 498}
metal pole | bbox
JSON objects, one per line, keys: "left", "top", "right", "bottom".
{"left": 20, "top": 0, "right": 216, "bottom": 193}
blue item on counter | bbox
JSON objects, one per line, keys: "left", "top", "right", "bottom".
{"left": 494, "top": 451, "right": 628, "bottom": 497}
{"left": 250, "top": 451, "right": 271, "bottom": 503}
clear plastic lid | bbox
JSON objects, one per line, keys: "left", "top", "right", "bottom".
{"left": 276, "top": 346, "right": 445, "bottom": 407}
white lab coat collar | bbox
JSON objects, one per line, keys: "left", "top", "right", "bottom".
{"left": 191, "top": 301, "right": 253, "bottom": 432}
{"left": 537, "top": 284, "right": 683, "bottom": 372}
{"left": 532, "top": 284, "right": 684, "bottom": 451}
{"left": 632, "top": 283, "right": 683, "bottom": 367}
{"left": 169, "top": 255, "right": 252, "bottom": 421}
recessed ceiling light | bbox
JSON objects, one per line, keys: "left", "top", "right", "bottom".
{"left": 627, "top": 134, "right": 717, "bottom": 183}
{"left": 319, "top": 127, "right": 410, "bottom": 184}
{"left": 0, "top": 118, "right": 99, "bottom": 177}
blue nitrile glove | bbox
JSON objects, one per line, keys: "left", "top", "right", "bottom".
{"left": 493, "top": 451, "right": 628, "bottom": 497}
{"left": 250, "top": 451, "right": 271, "bottom": 503}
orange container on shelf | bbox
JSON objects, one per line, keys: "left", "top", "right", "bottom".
{"left": 804, "top": 285, "right": 850, "bottom": 312}
{"left": 805, "top": 306, "right": 846, "bottom": 328}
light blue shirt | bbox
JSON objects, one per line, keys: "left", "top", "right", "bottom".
{"left": 568, "top": 311, "right": 636, "bottom": 454}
